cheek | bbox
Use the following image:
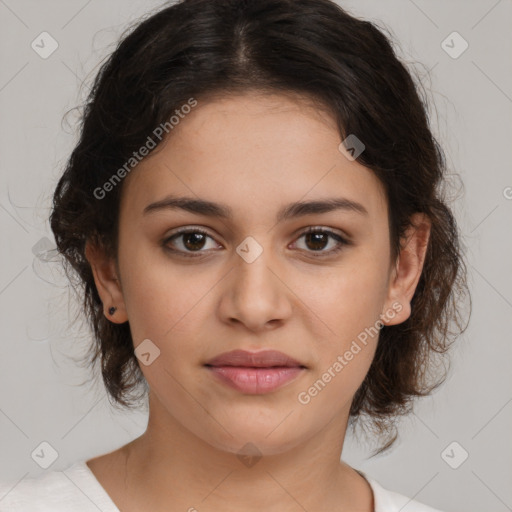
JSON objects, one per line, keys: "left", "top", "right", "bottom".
{"left": 117, "top": 239, "right": 204, "bottom": 344}
{"left": 295, "top": 262, "right": 387, "bottom": 413}
{"left": 296, "top": 254, "right": 390, "bottom": 395}
{"left": 297, "top": 344, "right": 375, "bottom": 419}
{"left": 312, "top": 255, "right": 389, "bottom": 332}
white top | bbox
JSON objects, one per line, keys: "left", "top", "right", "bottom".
{"left": 0, "top": 460, "right": 444, "bottom": 512}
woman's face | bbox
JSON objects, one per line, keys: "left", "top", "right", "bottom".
{"left": 92, "top": 92, "right": 414, "bottom": 456}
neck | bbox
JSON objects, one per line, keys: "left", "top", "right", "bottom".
{"left": 105, "top": 393, "right": 373, "bottom": 512}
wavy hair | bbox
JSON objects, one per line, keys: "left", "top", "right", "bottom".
{"left": 50, "top": 0, "right": 470, "bottom": 456}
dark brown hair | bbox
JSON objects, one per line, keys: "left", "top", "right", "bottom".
{"left": 50, "top": 0, "right": 470, "bottom": 456}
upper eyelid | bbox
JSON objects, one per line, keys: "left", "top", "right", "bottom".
{"left": 166, "top": 225, "right": 348, "bottom": 240}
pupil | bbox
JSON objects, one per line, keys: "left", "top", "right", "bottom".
{"left": 306, "top": 232, "right": 327, "bottom": 251}
{"left": 184, "top": 233, "right": 206, "bottom": 251}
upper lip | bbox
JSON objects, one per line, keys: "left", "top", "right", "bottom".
{"left": 205, "top": 350, "right": 306, "bottom": 368}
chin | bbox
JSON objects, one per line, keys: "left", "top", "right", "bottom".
{"left": 201, "top": 423, "right": 308, "bottom": 459}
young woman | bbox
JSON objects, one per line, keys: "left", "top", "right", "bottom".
{"left": 0, "top": 0, "right": 469, "bottom": 510}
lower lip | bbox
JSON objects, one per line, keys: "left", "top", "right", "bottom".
{"left": 206, "top": 366, "right": 305, "bottom": 394}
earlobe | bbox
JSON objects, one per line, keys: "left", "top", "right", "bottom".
{"left": 381, "top": 213, "right": 431, "bottom": 327}
{"left": 85, "top": 241, "right": 128, "bottom": 323}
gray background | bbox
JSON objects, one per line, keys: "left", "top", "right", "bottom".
{"left": 0, "top": 1, "right": 511, "bottom": 511}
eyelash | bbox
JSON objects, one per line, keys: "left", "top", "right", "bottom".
{"left": 162, "top": 226, "right": 351, "bottom": 259}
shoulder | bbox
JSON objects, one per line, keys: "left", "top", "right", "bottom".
{"left": 0, "top": 461, "right": 118, "bottom": 512}
{"left": 357, "top": 471, "right": 445, "bottom": 512}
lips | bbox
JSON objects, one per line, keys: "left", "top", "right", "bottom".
{"left": 204, "top": 349, "right": 307, "bottom": 394}
{"left": 204, "top": 349, "right": 306, "bottom": 369}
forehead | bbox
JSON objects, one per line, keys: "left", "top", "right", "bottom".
{"left": 120, "top": 92, "right": 388, "bottom": 224}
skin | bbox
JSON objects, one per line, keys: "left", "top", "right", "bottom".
{"left": 85, "top": 91, "right": 430, "bottom": 512}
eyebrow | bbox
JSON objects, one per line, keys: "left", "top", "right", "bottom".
{"left": 143, "top": 195, "right": 368, "bottom": 221}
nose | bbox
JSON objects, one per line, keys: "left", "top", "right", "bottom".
{"left": 217, "top": 248, "right": 293, "bottom": 333}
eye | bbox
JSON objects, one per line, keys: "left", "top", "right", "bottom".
{"left": 162, "top": 226, "right": 350, "bottom": 259}
{"left": 291, "top": 227, "right": 350, "bottom": 257}
{"left": 163, "top": 227, "right": 220, "bottom": 257}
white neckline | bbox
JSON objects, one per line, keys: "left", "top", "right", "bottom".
{"left": 69, "top": 460, "right": 389, "bottom": 512}
{"left": 64, "top": 460, "right": 121, "bottom": 512}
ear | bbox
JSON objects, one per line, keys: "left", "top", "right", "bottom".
{"left": 381, "top": 213, "right": 431, "bottom": 326}
{"left": 85, "top": 240, "right": 128, "bottom": 323}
